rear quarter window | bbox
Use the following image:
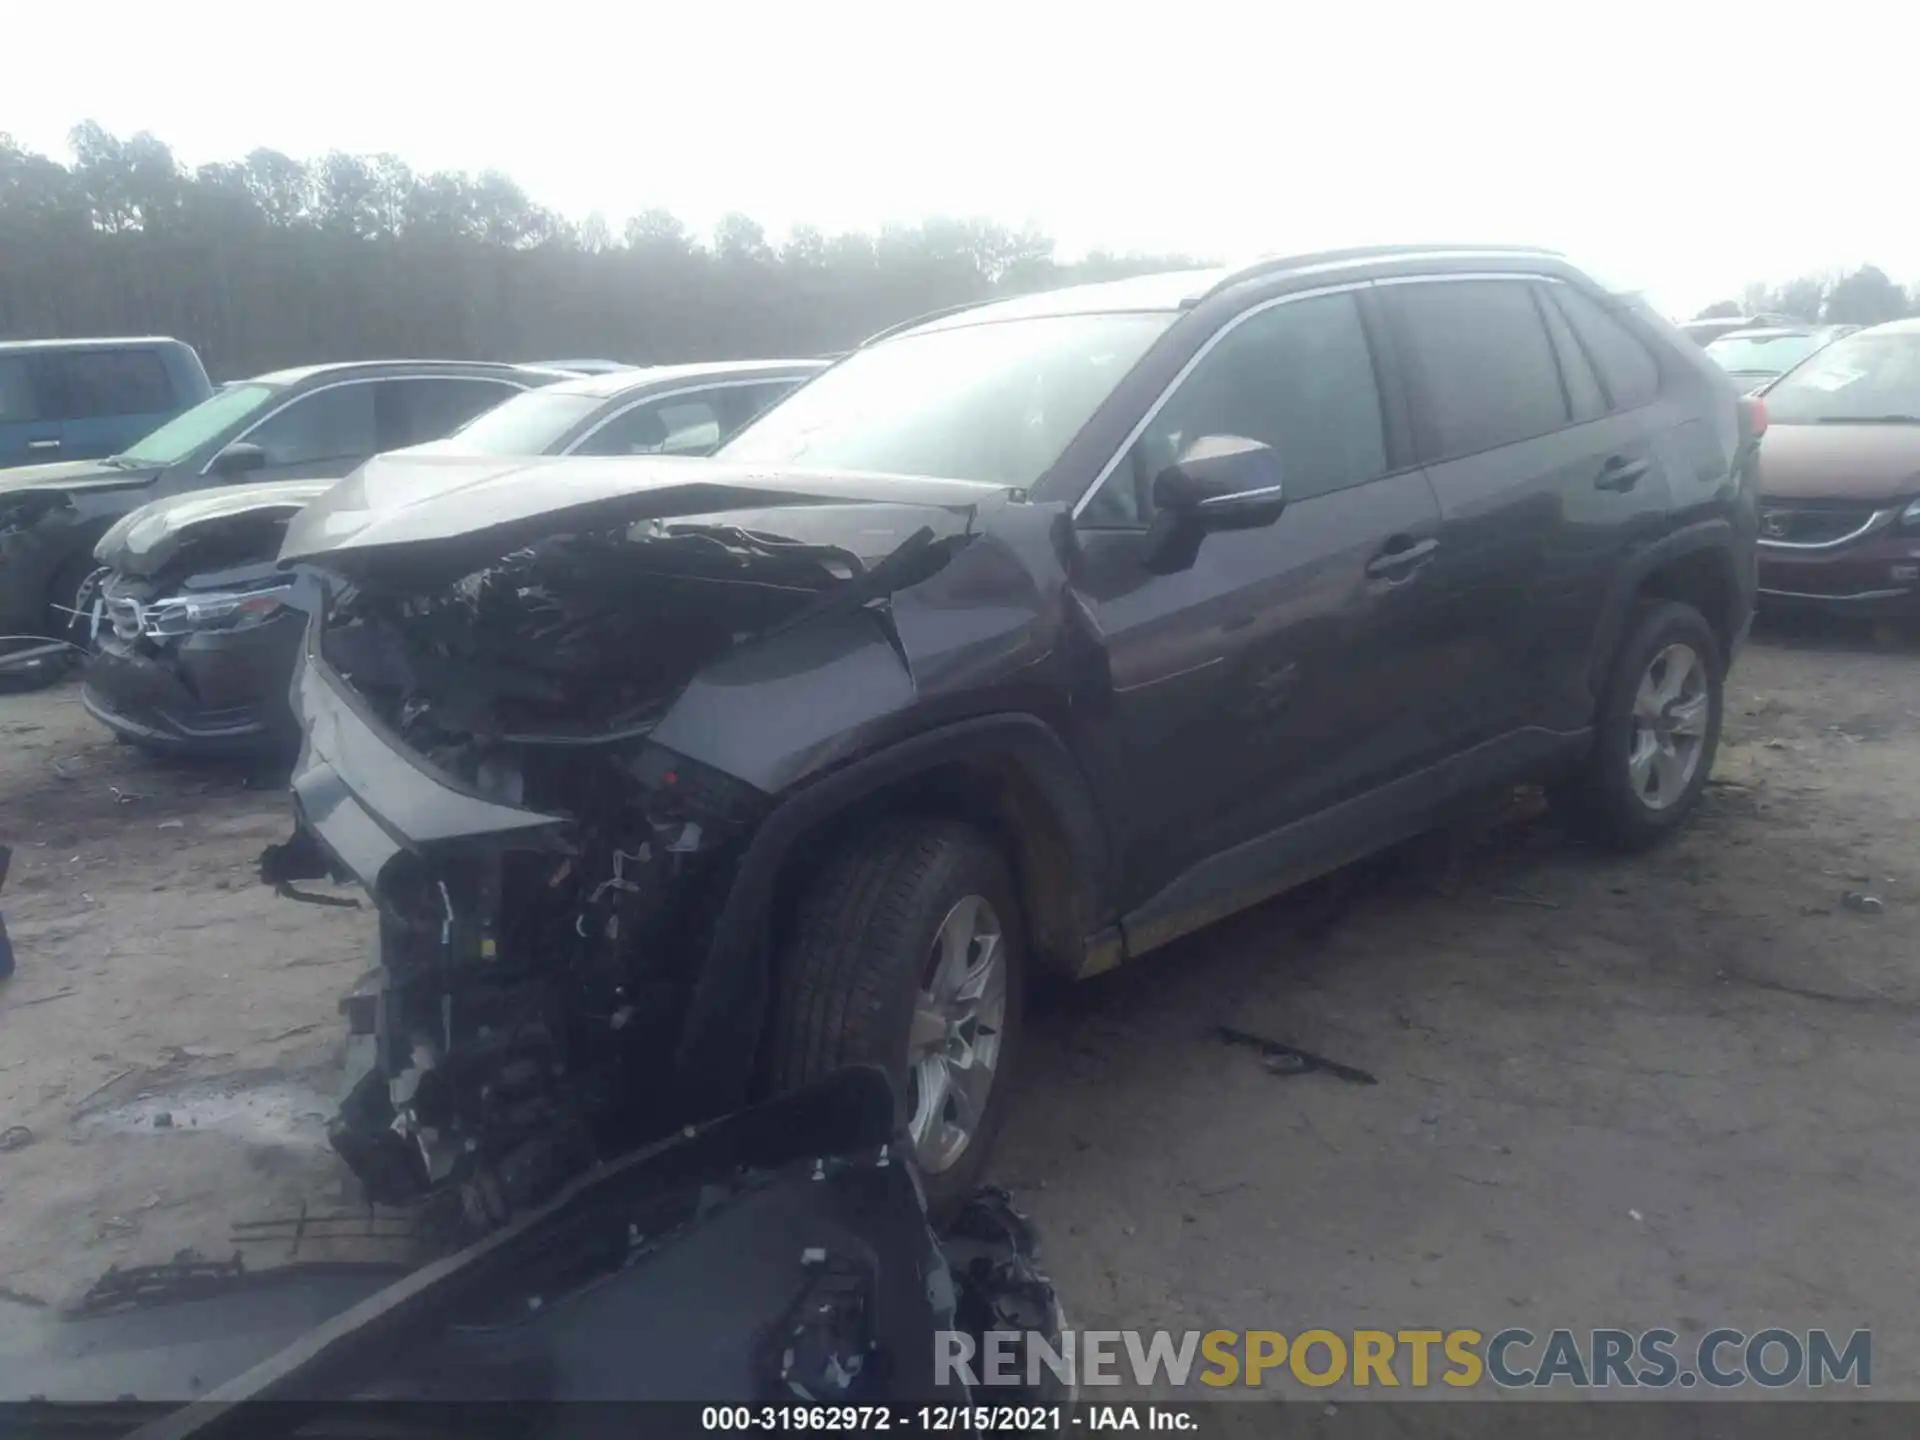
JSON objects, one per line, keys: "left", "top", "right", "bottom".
{"left": 1549, "top": 286, "right": 1663, "bottom": 411}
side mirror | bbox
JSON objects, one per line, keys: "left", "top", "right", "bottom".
{"left": 1142, "top": 435, "right": 1287, "bottom": 574}
{"left": 209, "top": 441, "right": 268, "bottom": 478}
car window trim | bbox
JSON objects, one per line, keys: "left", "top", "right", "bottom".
{"left": 562, "top": 376, "right": 807, "bottom": 454}
{"left": 205, "top": 373, "right": 535, "bottom": 476}
{"left": 1070, "top": 279, "right": 1390, "bottom": 522}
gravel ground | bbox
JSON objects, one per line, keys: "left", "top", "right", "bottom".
{"left": 2, "top": 617, "right": 1917, "bottom": 1402}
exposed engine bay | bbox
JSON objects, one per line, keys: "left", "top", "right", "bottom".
{"left": 280, "top": 507, "right": 974, "bottom": 1234}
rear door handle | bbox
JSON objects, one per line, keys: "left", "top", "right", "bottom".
{"left": 1365, "top": 535, "right": 1438, "bottom": 581}
{"left": 26, "top": 438, "right": 60, "bottom": 452}
{"left": 1596, "top": 456, "right": 1649, "bottom": 491}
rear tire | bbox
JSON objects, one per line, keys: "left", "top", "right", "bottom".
{"left": 1553, "top": 600, "right": 1724, "bottom": 851}
{"left": 768, "top": 819, "right": 1024, "bottom": 1216}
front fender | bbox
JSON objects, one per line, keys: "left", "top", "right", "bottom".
{"left": 666, "top": 712, "right": 1113, "bottom": 1125}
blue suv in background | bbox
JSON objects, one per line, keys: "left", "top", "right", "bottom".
{"left": 0, "top": 337, "right": 212, "bottom": 468}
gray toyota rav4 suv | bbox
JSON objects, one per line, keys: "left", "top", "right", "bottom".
{"left": 266, "top": 245, "right": 1761, "bottom": 1230}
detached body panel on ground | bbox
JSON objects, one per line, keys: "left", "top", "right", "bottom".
{"left": 0, "top": 1070, "right": 1065, "bottom": 1421}
{"left": 264, "top": 248, "right": 1757, "bottom": 1234}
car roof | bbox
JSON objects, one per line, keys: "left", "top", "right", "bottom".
{"left": 244, "top": 359, "right": 569, "bottom": 387}
{"left": 1709, "top": 327, "right": 1817, "bottom": 341}
{"left": 0, "top": 335, "right": 187, "bottom": 353}
{"left": 1856, "top": 316, "right": 1920, "bottom": 337}
{"left": 882, "top": 245, "right": 1575, "bottom": 343}
{"left": 542, "top": 357, "right": 830, "bottom": 399}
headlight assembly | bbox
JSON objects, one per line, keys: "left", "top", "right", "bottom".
{"left": 142, "top": 584, "right": 295, "bottom": 639}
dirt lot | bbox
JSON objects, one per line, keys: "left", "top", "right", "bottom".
{"left": 3, "top": 618, "right": 1918, "bottom": 1396}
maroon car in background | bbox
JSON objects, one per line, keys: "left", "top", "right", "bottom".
{"left": 1753, "top": 317, "right": 1920, "bottom": 614}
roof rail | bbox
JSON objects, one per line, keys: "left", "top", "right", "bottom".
{"left": 859, "top": 298, "right": 999, "bottom": 349}
{"left": 1199, "top": 244, "right": 1566, "bottom": 301}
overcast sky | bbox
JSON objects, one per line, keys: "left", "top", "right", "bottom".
{"left": 7, "top": 0, "right": 1912, "bottom": 318}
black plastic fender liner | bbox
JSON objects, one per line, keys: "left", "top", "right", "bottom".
{"left": 666, "top": 712, "right": 1114, "bottom": 1126}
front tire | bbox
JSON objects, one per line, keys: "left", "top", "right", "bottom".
{"left": 768, "top": 819, "right": 1024, "bottom": 1214}
{"left": 1555, "top": 599, "right": 1724, "bottom": 850}
{"left": 0, "top": 558, "right": 94, "bottom": 695}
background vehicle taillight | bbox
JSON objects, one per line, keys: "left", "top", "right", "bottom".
{"left": 1739, "top": 394, "right": 1769, "bottom": 442}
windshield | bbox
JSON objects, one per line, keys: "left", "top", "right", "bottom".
{"left": 415, "top": 387, "right": 607, "bottom": 455}
{"left": 115, "top": 383, "right": 280, "bottom": 467}
{"left": 715, "top": 312, "right": 1176, "bottom": 486}
{"left": 1706, "top": 332, "right": 1823, "bottom": 376}
{"left": 1764, "top": 332, "right": 1920, "bottom": 424}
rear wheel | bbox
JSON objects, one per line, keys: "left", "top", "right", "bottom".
{"left": 1553, "top": 600, "right": 1724, "bottom": 850}
{"left": 768, "top": 819, "right": 1024, "bottom": 1214}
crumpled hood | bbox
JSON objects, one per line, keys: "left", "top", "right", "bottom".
{"left": 0, "top": 457, "right": 159, "bottom": 499}
{"left": 279, "top": 451, "right": 1008, "bottom": 578}
{"left": 95, "top": 479, "right": 336, "bottom": 577}
{"left": 1757, "top": 422, "right": 1920, "bottom": 502}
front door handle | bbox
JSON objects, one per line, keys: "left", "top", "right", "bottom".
{"left": 26, "top": 438, "right": 60, "bottom": 452}
{"left": 1365, "top": 535, "right": 1438, "bottom": 581}
{"left": 1596, "top": 456, "right": 1649, "bottom": 491}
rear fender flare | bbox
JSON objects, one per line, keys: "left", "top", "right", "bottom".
{"left": 1589, "top": 519, "right": 1746, "bottom": 695}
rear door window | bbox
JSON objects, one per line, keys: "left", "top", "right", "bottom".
{"left": 381, "top": 377, "right": 524, "bottom": 449}
{"left": 1389, "top": 279, "right": 1570, "bottom": 460}
{"left": 722, "top": 380, "right": 805, "bottom": 437}
{"left": 52, "top": 350, "right": 175, "bottom": 418}
{"left": 1549, "top": 286, "right": 1662, "bottom": 410}
{"left": 574, "top": 395, "right": 726, "bottom": 456}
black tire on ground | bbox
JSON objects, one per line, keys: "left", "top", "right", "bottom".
{"left": 1553, "top": 599, "right": 1725, "bottom": 851}
{"left": 0, "top": 557, "right": 93, "bottom": 695}
{"left": 768, "top": 818, "right": 1025, "bottom": 1216}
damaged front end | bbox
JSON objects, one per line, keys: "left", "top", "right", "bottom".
{"left": 269, "top": 464, "right": 988, "bottom": 1231}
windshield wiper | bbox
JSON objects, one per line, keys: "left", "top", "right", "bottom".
{"left": 1814, "top": 415, "right": 1920, "bottom": 424}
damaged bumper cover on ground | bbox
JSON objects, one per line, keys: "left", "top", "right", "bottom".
{"left": 1, "top": 1070, "right": 1069, "bottom": 1430}
{"left": 263, "top": 453, "right": 1049, "bottom": 1227}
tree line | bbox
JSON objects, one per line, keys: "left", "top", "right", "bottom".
{"left": 1695, "top": 266, "right": 1915, "bottom": 327}
{"left": 0, "top": 123, "right": 1201, "bottom": 378}
{"left": 7, "top": 124, "right": 1913, "bottom": 377}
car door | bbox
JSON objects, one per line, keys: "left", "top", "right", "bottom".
{"left": 1070, "top": 285, "right": 1454, "bottom": 925}
{"left": 48, "top": 349, "right": 179, "bottom": 461}
{"left": 1377, "top": 274, "right": 1673, "bottom": 744}
{"left": 0, "top": 354, "right": 57, "bottom": 467}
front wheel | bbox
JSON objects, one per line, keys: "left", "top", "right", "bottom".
{"left": 1553, "top": 599, "right": 1724, "bottom": 850}
{"left": 768, "top": 819, "right": 1024, "bottom": 1214}
{"left": 0, "top": 558, "right": 95, "bottom": 695}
